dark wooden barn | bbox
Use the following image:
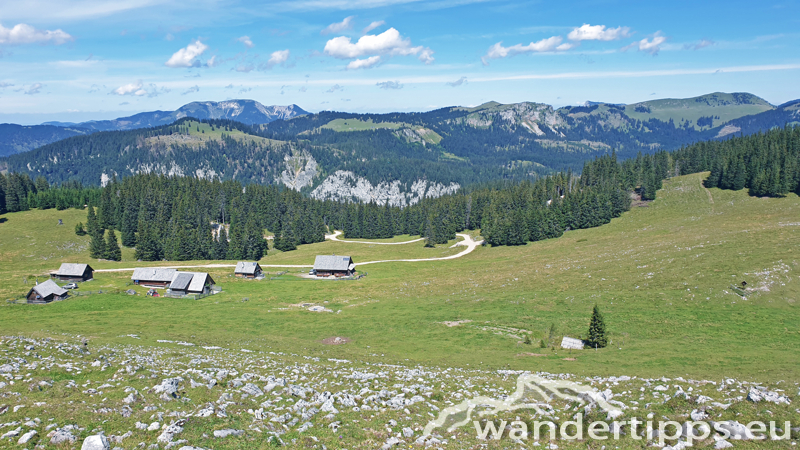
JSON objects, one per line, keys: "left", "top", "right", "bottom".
{"left": 52, "top": 263, "right": 94, "bottom": 282}
{"left": 26, "top": 280, "right": 69, "bottom": 304}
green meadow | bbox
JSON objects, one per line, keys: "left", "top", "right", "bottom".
{"left": 1, "top": 172, "right": 798, "bottom": 381}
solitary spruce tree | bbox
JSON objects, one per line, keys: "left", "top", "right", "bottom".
{"left": 587, "top": 305, "right": 608, "bottom": 349}
{"left": 105, "top": 229, "right": 122, "bottom": 261}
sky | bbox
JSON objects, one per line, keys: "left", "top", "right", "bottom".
{"left": 1, "top": 0, "right": 799, "bottom": 124}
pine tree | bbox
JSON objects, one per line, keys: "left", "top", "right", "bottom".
{"left": 75, "top": 222, "right": 87, "bottom": 236}
{"left": 214, "top": 226, "right": 229, "bottom": 260}
{"left": 586, "top": 305, "right": 608, "bottom": 349}
{"left": 89, "top": 226, "right": 106, "bottom": 259}
{"left": 105, "top": 229, "right": 122, "bottom": 261}
{"left": 135, "top": 223, "right": 162, "bottom": 261}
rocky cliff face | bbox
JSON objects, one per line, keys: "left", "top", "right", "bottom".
{"left": 310, "top": 171, "right": 460, "bottom": 206}
{"left": 279, "top": 151, "right": 319, "bottom": 191}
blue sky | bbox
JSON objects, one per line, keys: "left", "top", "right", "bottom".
{"left": 1, "top": 0, "right": 799, "bottom": 124}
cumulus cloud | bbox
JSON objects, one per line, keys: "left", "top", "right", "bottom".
{"left": 165, "top": 40, "right": 208, "bottom": 68}
{"left": 237, "top": 36, "right": 254, "bottom": 48}
{"left": 24, "top": 83, "right": 44, "bottom": 95}
{"left": 362, "top": 20, "right": 385, "bottom": 34}
{"left": 376, "top": 80, "right": 402, "bottom": 90}
{"left": 182, "top": 85, "right": 200, "bottom": 95}
{"left": 446, "top": 76, "right": 467, "bottom": 87}
{"left": 326, "top": 84, "right": 343, "bottom": 93}
{"left": 112, "top": 80, "right": 146, "bottom": 96}
{"left": 205, "top": 55, "right": 219, "bottom": 67}
{"left": 321, "top": 16, "right": 355, "bottom": 35}
{"left": 481, "top": 36, "right": 566, "bottom": 65}
{"left": 624, "top": 33, "right": 667, "bottom": 55}
{"left": 0, "top": 23, "right": 73, "bottom": 45}
{"left": 267, "top": 49, "right": 290, "bottom": 67}
{"left": 568, "top": 24, "right": 631, "bottom": 41}
{"left": 324, "top": 27, "right": 433, "bottom": 66}
{"left": 685, "top": 39, "right": 715, "bottom": 50}
{"left": 347, "top": 55, "right": 381, "bottom": 69}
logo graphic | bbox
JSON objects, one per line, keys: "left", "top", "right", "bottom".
{"left": 422, "top": 373, "right": 622, "bottom": 438}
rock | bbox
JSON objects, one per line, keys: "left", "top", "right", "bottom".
{"left": 690, "top": 409, "right": 708, "bottom": 421}
{"left": 18, "top": 430, "right": 37, "bottom": 444}
{"left": 122, "top": 393, "right": 138, "bottom": 404}
{"left": 158, "top": 421, "right": 185, "bottom": 444}
{"left": 714, "top": 439, "right": 734, "bottom": 449}
{"left": 240, "top": 383, "right": 263, "bottom": 397}
{"left": 654, "top": 385, "right": 668, "bottom": 391}
{"left": 381, "top": 436, "right": 401, "bottom": 449}
{"left": 213, "top": 429, "right": 244, "bottom": 438}
{"left": 81, "top": 434, "right": 111, "bottom": 450}
{"left": 135, "top": 422, "right": 148, "bottom": 430}
{"left": 1, "top": 427, "right": 21, "bottom": 439}
{"left": 0, "top": 364, "right": 14, "bottom": 373}
{"left": 712, "top": 421, "right": 754, "bottom": 440}
{"left": 153, "top": 378, "right": 181, "bottom": 397}
{"left": 746, "top": 387, "right": 791, "bottom": 405}
{"left": 402, "top": 427, "right": 414, "bottom": 438}
{"left": 147, "top": 422, "right": 160, "bottom": 431}
{"left": 50, "top": 429, "right": 77, "bottom": 445}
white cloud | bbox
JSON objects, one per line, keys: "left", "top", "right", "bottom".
{"left": 625, "top": 33, "right": 667, "bottom": 55}
{"left": 481, "top": 36, "right": 565, "bottom": 64}
{"left": 267, "top": 49, "right": 290, "bottom": 67}
{"left": 205, "top": 55, "right": 219, "bottom": 67}
{"left": 326, "top": 84, "right": 343, "bottom": 93}
{"left": 0, "top": 82, "right": 14, "bottom": 88}
{"left": 0, "top": 23, "right": 73, "bottom": 45}
{"left": 686, "top": 39, "right": 715, "bottom": 50}
{"left": 376, "top": 80, "right": 402, "bottom": 89}
{"left": 235, "top": 63, "right": 254, "bottom": 72}
{"left": 112, "top": 80, "right": 146, "bottom": 96}
{"left": 568, "top": 24, "right": 631, "bottom": 41}
{"left": 146, "top": 83, "right": 170, "bottom": 98}
{"left": 321, "top": 16, "right": 355, "bottom": 35}
{"left": 347, "top": 55, "right": 381, "bottom": 69}
{"left": 237, "top": 36, "right": 254, "bottom": 48}
{"left": 24, "top": 83, "right": 44, "bottom": 95}
{"left": 446, "top": 76, "right": 467, "bottom": 87}
{"left": 165, "top": 40, "right": 208, "bottom": 68}
{"left": 182, "top": 85, "right": 200, "bottom": 95}
{"left": 362, "top": 20, "right": 385, "bottom": 34}
{"left": 324, "top": 27, "right": 433, "bottom": 64}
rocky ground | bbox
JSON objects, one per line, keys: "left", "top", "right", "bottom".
{"left": 1, "top": 335, "right": 798, "bottom": 449}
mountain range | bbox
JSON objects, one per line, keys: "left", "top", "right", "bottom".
{"left": 0, "top": 100, "right": 308, "bottom": 157}
{"left": 1, "top": 92, "right": 799, "bottom": 205}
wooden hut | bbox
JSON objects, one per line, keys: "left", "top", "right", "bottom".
{"left": 26, "top": 279, "right": 68, "bottom": 304}
{"left": 235, "top": 262, "right": 263, "bottom": 279}
{"left": 169, "top": 272, "right": 215, "bottom": 295}
{"left": 313, "top": 255, "right": 356, "bottom": 277}
{"left": 52, "top": 263, "right": 94, "bottom": 282}
{"left": 131, "top": 268, "right": 177, "bottom": 288}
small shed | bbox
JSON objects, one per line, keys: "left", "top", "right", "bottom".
{"left": 313, "top": 255, "right": 356, "bottom": 277}
{"left": 52, "top": 263, "right": 94, "bottom": 281}
{"left": 169, "top": 272, "right": 216, "bottom": 295}
{"left": 235, "top": 262, "right": 262, "bottom": 279}
{"left": 131, "top": 268, "right": 178, "bottom": 288}
{"left": 27, "top": 280, "right": 68, "bottom": 304}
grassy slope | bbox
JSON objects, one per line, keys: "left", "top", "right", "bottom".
{"left": 624, "top": 93, "right": 775, "bottom": 129}
{"left": 0, "top": 172, "right": 798, "bottom": 380}
{"left": 321, "top": 118, "right": 405, "bottom": 132}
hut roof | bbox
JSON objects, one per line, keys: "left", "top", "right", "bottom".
{"left": 235, "top": 262, "right": 261, "bottom": 275}
{"left": 170, "top": 273, "right": 194, "bottom": 291}
{"left": 131, "top": 268, "right": 177, "bottom": 282}
{"left": 55, "top": 263, "right": 92, "bottom": 276}
{"left": 313, "top": 255, "right": 354, "bottom": 272}
{"left": 30, "top": 279, "right": 67, "bottom": 298}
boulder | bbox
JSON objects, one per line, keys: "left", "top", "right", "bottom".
{"left": 81, "top": 434, "right": 111, "bottom": 450}
{"left": 213, "top": 429, "right": 244, "bottom": 438}
{"left": 18, "top": 430, "right": 37, "bottom": 445}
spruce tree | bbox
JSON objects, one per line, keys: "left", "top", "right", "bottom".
{"left": 586, "top": 305, "right": 608, "bottom": 349}
{"left": 105, "top": 229, "right": 122, "bottom": 261}
{"left": 89, "top": 226, "right": 106, "bottom": 259}
{"left": 214, "top": 226, "right": 229, "bottom": 260}
{"left": 75, "top": 222, "right": 87, "bottom": 236}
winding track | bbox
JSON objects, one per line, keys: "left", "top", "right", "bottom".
{"left": 94, "top": 233, "right": 483, "bottom": 273}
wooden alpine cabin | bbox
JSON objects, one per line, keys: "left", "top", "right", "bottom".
{"left": 168, "top": 272, "right": 215, "bottom": 295}
{"left": 313, "top": 255, "right": 356, "bottom": 277}
{"left": 131, "top": 268, "right": 178, "bottom": 288}
{"left": 52, "top": 263, "right": 94, "bottom": 282}
{"left": 27, "top": 279, "right": 69, "bottom": 304}
{"left": 235, "top": 262, "right": 263, "bottom": 279}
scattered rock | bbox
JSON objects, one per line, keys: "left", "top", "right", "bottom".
{"left": 81, "top": 434, "right": 111, "bottom": 450}
{"left": 213, "top": 429, "right": 244, "bottom": 438}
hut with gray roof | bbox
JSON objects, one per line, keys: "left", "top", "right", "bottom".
{"left": 131, "top": 268, "right": 178, "bottom": 288}
{"left": 235, "top": 262, "right": 262, "bottom": 279}
{"left": 27, "top": 279, "right": 69, "bottom": 304}
{"left": 168, "top": 272, "right": 215, "bottom": 295}
{"left": 52, "top": 263, "right": 94, "bottom": 282}
{"left": 313, "top": 255, "right": 356, "bottom": 277}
